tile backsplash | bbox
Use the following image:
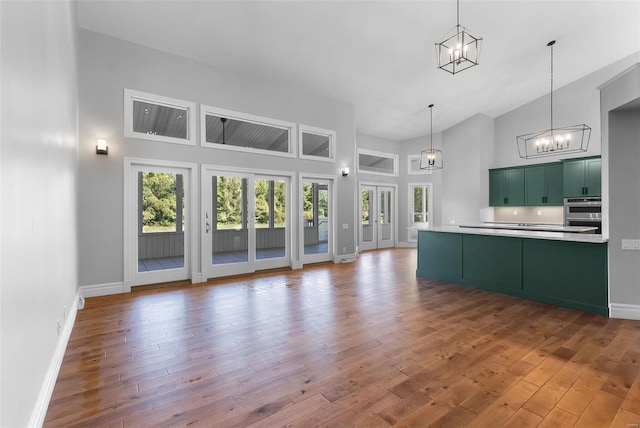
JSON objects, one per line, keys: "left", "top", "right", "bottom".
{"left": 494, "top": 206, "right": 564, "bottom": 224}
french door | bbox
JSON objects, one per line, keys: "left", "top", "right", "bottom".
{"left": 126, "top": 162, "right": 195, "bottom": 287}
{"left": 360, "top": 184, "right": 395, "bottom": 251}
{"left": 301, "top": 177, "right": 333, "bottom": 264}
{"left": 203, "top": 168, "right": 290, "bottom": 279}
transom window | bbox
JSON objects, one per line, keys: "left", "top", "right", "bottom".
{"left": 124, "top": 89, "right": 196, "bottom": 145}
{"left": 357, "top": 149, "right": 398, "bottom": 176}
{"left": 299, "top": 125, "right": 336, "bottom": 161}
{"left": 201, "top": 105, "right": 296, "bottom": 157}
{"left": 408, "top": 154, "right": 433, "bottom": 175}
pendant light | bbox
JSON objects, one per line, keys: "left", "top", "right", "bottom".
{"left": 435, "top": 0, "right": 482, "bottom": 75}
{"left": 516, "top": 40, "right": 591, "bottom": 159}
{"left": 420, "top": 104, "right": 443, "bottom": 170}
{"left": 220, "top": 117, "right": 227, "bottom": 144}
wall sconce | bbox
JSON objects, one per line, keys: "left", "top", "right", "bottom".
{"left": 96, "top": 139, "right": 108, "bottom": 155}
{"left": 341, "top": 167, "right": 350, "bottom": 177}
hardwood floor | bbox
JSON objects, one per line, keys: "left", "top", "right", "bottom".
{"left": 45, "top": 248, "right": 640, "bottom": 427}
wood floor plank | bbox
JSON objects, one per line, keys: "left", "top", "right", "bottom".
{"left": 42, "top": 249, "right": 640, "bottom": 427}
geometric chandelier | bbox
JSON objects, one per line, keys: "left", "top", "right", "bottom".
{"left": 420, "top": 104, "right": 443, "bottom": 170}
{"left": 517, "top": 40, "right": 591, "bottom": 159}
{"left": 435, "top": 0, "right": 483, "bottom": 75}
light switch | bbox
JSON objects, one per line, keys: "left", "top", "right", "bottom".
{"left": 342, "top": 223, "right": 348, "bottom": 229}
{"left": 622, "top": 239, "right": 640, "bottom": 250}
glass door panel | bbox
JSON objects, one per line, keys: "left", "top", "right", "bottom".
{"left": 212, "top": 175, "right": 249, "bottom": 265}
{"left": 378, "top": 187, "right": 394, "bottom": 248}
{"left": 302, "top": 179, "right": 332, "bottom": 263}
{"left": 254, "top": 177, "right": 289, "bottom": 269}
{"left": 360, "top": 185, "right": 376, "bottom": 251}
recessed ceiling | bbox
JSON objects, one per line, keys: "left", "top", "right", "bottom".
{"left": 75, "top": 0, "right": 640, "bottom": 141}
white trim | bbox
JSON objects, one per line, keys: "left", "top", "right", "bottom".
{"left": 80, "top": 282, "right": 125, "bottom": 298}
{"left": 200, "top": 104, "right": 297, "bottom": 158}
{"left": 357, "top": 148, "right": 399, "bottom": 177}
{"left": 124, "top": 89, "right": 196, "bottom": 146}
{"left": 28, "top": 291, "right": 80, "bottom": 428}
{"left": 610, "top": 303, "right": 640, "bottom": 320}
{"left": 191, "top": 273, "right": 204, "bottom": 284}
{"left": 407, "top": 154, "right": 433, "bottom": 175}
{"left": 298, "top": 124, "right": 336, "bottom": 162}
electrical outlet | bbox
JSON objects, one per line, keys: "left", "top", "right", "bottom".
{"left": 342, "top": 223, "right": 348, "bottom": 229}
{"left": 513, "top": 210, "right": 518, "bottom": 216}
{"left": 537, "top": 210, "right": 542, "bottom": 216}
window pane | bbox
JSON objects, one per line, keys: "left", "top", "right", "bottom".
{"left": 361, "top": 190, "right": 370, "bottom": 224}
{"left": 359, "top": 153, "right": 395, "bottom": 174}
{"left": 414, "top": 213, "right": 424, "bottom": 222}
{"left": 141, "top": 172, "right": 181, "bottom": 233}
{"left": 133, "top": 100, "right": 188, "bottom": 139}
{"left": 205, "top": 114, "right": 289, "bottom": 153}
{"left": 413, "top": 187, "right": 422, "bottom": 212}
{"left": 302, "top": 132, "right": 331, "bottom": 158}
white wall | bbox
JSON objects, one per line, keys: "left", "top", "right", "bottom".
{"left": 77, "top": 29, "right": 357, "bottom": 287}
{"left": 0, "top": 1, "right": 79, "bottom": 426}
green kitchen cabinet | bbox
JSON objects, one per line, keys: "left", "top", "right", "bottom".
{"left": 563, "top": 157, "right": 601, "bottom": 197}
{"left": 525, "top": 163, "right": 563, "bottom": 206}
{"left": 489, "top": 168, "right": 524, "bottom": 206}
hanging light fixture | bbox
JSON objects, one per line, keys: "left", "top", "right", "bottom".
{"left": 435, "top": 0, "right": 482, "bottom": 75}
{"left": 420, "top": 104, "right": 443, "bottom": 170}
{"left": 516, "top": 41, "right": 591, "bottom": 159}
{"left": 220, "top": 117, "right": 227, "bottom": 144}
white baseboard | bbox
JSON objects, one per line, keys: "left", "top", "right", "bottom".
{"left": 610, "top": 303, "right": 640, "bottom": 320}
{"left": 28, "top": 290, "right": 80, "bottom": 427}
{"left": 334, "top": 253, "right": 357, "bottom": 263}
{"left": 191, "top": 272, "right": 203, "bottom": 284}
{"left": 80, "top": 281, "right": 125, "bottom": 298}
{"left": 396, "top": 241, "right": 417, "bottom": 248}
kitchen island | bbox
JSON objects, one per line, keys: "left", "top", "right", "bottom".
{"left": 417, "top": 227, "right": 608, "bottom": 316}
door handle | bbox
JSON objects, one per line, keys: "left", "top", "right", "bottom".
{"left": 206, "top": 222, "right": 211, "bottom": 233}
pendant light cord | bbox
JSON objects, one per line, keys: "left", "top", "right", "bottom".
{"left": 549, "top": 41, "right": 555, "bottom": 132}
{"left": 456, "top": 0, "right": 460, "bottom": 27}
{"left": 429, "top": 104, "right": 434, "bottom": 149}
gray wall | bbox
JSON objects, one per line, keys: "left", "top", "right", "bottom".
{"left": 441, "top": 114, "right": 494, "bottom": 226}
{"left": 1, "top": 1, "right": 80, "bottom": 426}
{"left": 77, "top": 29, "right": 357, "bottom": 287}
{"left": 601, "top": 64, "right": 640, "bottom": 314}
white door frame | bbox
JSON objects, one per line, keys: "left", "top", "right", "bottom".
{"left": 201, "top": 164, "right": 295, "bottom": 280}
{"left": 123, "top": 158, "right": 199, "bottom": 292}
{"left": 358, "top": 181, "right": 398, "bottom": 251}
{"left": 299, "top": 173, "right": 336, "bottom": 266}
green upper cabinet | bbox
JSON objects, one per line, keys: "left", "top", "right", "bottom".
{"left": 525, "top": 163, "right": 563, "bottom": 206}
{"left": 563, "top": 157, "right": 601, "bottom": 197}
{"left": 489, "top": 168, "right": 524, "bottom": 206}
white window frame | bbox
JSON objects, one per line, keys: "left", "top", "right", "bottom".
{"left": 357, "top": 148, "right": 399, "bottom": 177}
{"left": 124, "top": 89, "right": 196, "bottom": 146}
{"left": 200, "top": 104, "right": 297, "bottom": 158}
{"left": 298, "top": 124, "right": 336, "bottom": 162}
{"left": 408, "top": 182, "right": 433, "bottom": 242}
{"left": 407, "top": 154, "right": 433, "bottom": 175}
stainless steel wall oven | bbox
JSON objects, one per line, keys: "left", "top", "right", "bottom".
{"left": 564, "top": 197, "right": 602, "bottom": 233}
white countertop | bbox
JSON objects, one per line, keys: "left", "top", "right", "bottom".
{"left": 422, "top": 226, "right": 608, "bottom": 243}
{"left": 460, "top": 223, "right": 597, "bottom": 233}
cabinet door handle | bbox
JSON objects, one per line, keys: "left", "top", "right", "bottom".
{"left": 585, "top": 187, "right": 588, "bottom": 195}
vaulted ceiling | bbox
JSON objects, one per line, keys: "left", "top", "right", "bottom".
{"left": 76, "top": 0, "right": 640, "bottom": 141}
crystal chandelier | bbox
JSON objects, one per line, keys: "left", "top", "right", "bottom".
{"left": 420, "top": 104, "right": 443, "bottom": 170}
{"left": 516, "top": 41, "right": 591, "bottom": 159}
{"left": 435, "top": 0, "right": 482, "bottom": 75}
